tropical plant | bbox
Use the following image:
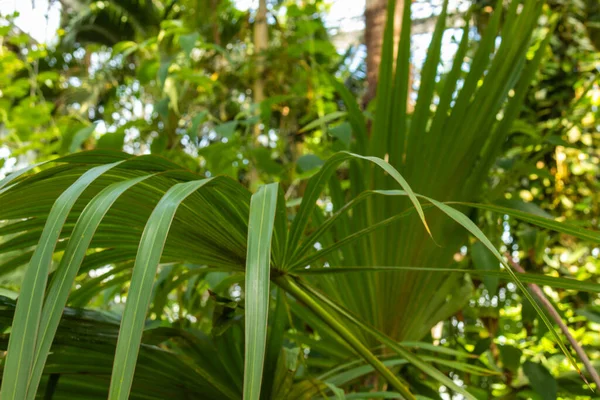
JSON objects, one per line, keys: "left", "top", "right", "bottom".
{"left": 0, "top": 0, "right": 598, "bottom": 399}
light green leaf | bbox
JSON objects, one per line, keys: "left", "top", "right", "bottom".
{"left": 215, "top": 121, "right": 238, "bottom": 139}
{"left": 456, "top": 202, "right": 600, "bottom": 243}
{"left": 325, "top": 383, "right": 346, "bottom": 400}
{"left": 97, "top": 131, "right": 126, "bottom": 150}
{"left": 112, "top": 41, "right": 138, "bottom": 57}
{"left": 189, "top": 111, "right": 208, "bottom": 136}
{"left": 108, "top": 177, "right": 237, "bottom": 400}
{"left": 27, "top": 175, "right": 153, "bottom": 399}
{"left": 286, "top": 152, "right": 429, "bottom": 267}
{"left": 0, "top": 161, "right": 122, "bottom": 400}
{"left": 70, "top": 123, "right": 98, "bottom": 153}
{"left": 329, "top": 122, "right": 352, "bottom": 149}
{"left": 179, "top": 32, "right": 200, "bottom": 56}
{"left": 243, "top": 183, "right": 278, "bottom": 400}
{"left": 164, "top": 77, "right": 179, "bottom": 114}
{"left": 299, "top": 111, "right": 347, "bottom": 133}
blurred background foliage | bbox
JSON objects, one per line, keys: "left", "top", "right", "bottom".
{"left": 0, "top": 0, "right": 599, "bottom": 398}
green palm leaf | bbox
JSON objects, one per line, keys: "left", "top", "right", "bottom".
{"left": 1, "top": 161, "right": 123, "bottom": 400}
{"left": 243, "top": 183, "right": 278, "bottom": 400}
{"left": 109, "top": 177, "right": 222, "bottom": 400}
{"left": 27, "top": 174, "right": 153, "bottom": 399}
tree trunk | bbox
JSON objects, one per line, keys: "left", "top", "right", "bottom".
{"left": 249, "top": 0, "right": 268, "bottom": 188}
{"left": 210, "top": 0, "right": 221, "bottom": 46}
{"left": 253, "top": 0, "right": 268, "bottom": 113}
{"left": 364, "top": 0, "right": 405, "bottom": 106}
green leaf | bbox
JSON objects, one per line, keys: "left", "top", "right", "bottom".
{"left": 494, "top": 199, "right": 554, "bottom": 219}
{"left": 26, "top": 175, "right": 153, "bottom": 399}
{"left": 328, "top": 76, "right": 367, "bottom": 151}
{"left": 275, "top": 277, "right": 416, "bottom": 400}
{"left": 215, "top": 121, "right": 238, "bottom": 139}
{"left": 285, "top": 278, "right": 473, "bottom": 400}
{"left": 329, "top": 122, "right": 352, "bottom": 149}
{"left": 97, "top": 131, "right": 126, "bottom": 150}
{"left": 325, "top": 383, "right": 346, "bottom": 400}
{"left": 299, "top": 111, "right": 346, "bottom": 133}
{"left": 243, "top": 183, "right": 278, "bottom": 400}
{"left": 112, "top": 41, "right": 138, "bottom": 57}
{"left": 0, "top": 161, "right": 123, "bottom": 400}
{"left": 108, "top": 177, "right": 234, "bottom": 400}
{"left": 545, "top": 135, "right": 572, "bottom": 147}
{"left": 345, "top": 393, "right": 402, "bottom": 399}
{"left": 369, "top": 0, "right": 397, "bottom": 160}
{"left": 471, "top": 242, "right": 500, "bottom": 295}
{"left": 189, "top": 111, "right": 208, "bottom": 136}
{"left": 0, "top": 162, "right": 44, "bottom": 191}
{"left": 0, "top": 294, "right": 239, "bottom": 399}
{"left": 69, "top": 123, "right": 97, "bottom": 153}
{"left": 575, "top": 307, "right": 600, "bottom": 324}
{"left": 155, "top": 97, "right": 169, "bottom": 119}
{"left": 423, "top": 197, "right": 580, "bottom": 377}
{"left": 297, "top": 265, "right": 600, "bottom": 293}
{"left": 271, "top": 347, "right": 302, "bottom": 399}
{"left": 296, "top": 154, "right": 324, "bottom": 173}
{"left": 150, "top": 133, "right": 168, "bottom": 153}
{"left": 499, "top": 345, "right": 522, "bottom": 373}
{"left": 179, "top": 32, "right": 200, "bottom": 56}
{"left": 405, "top": 0, "right": 448, "bottom": 161}
{"left": 456, "top": 202, "right": 600, "bottom": 243}
{"left": 261, "top": 288, "right": 288, "bottom": 400}
{"left": 158, "top": 60, "right": 171, "bottom": 88}
{"left": 253, "top": 147, "right": 284, "bottom": 176}
{"left": 164, "top": 77, "right": 179, "bottom": 114}
{"left": 320, "top": 354, "right": 494, "bottom": 390}
{"left": 387, "top": 0, "right": 412, "bottom": 165}
{"left": 523, "top": 361, "right": 558, "bottom": 400}
{"left": 286, "top": 152, "right": 429, "bottom": 267}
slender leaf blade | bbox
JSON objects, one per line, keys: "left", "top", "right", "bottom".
{"left": 0, "top": 161, "right": 122, "bottom": 400}
{"left": 243, "top": 183, "right": 278, "bottom": 400}
{"left": 27, "top": 174, "right": 153, "bottom": 399}
{"left": 108, "top": 178, "right": 224, "bottom": 400}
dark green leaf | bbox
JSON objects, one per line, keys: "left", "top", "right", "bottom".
{"left": 296, "top": 154, "right": 324, "bottom": 173}
{"left": 471, "top": 242, "right": 500, "bottom": 295}
{"left": 523, "top": 361, "right": 558, "bottom": 400}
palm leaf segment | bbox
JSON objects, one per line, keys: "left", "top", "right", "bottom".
{"left": 0, "top": 145, "right": 594, "bottom": 398}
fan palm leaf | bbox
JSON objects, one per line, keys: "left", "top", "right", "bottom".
{"left": 318, "top": 0, "right": 552, "bottom": 341}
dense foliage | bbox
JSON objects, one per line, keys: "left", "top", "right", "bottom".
{"left": 0, "top": 0, "right": 599, "bottom": 399}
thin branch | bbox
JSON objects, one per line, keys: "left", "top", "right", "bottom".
{"left": 506, "top": 254, "right": 600, "bottom": 390}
